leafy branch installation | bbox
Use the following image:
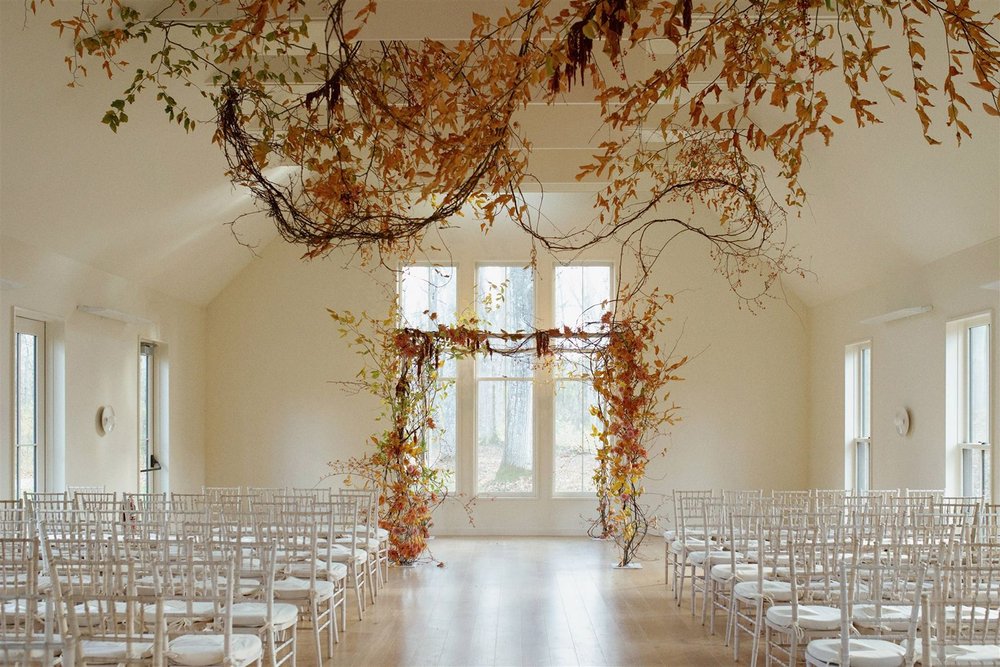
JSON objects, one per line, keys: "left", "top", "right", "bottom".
{"left": 37, "top": 0, "right": 1000, "bottom": 306}
{"left": 330, "top": 289, "right": 684, "bottom": 567}
{"left": 589, "top": 293, "right": 685, "bottom": 566}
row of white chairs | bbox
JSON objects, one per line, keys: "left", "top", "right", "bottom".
{"left": 1, "top": 486, "right": 392, "bottom": 665}
{"left": 666, "top": 489, "right": 1000, "bottom": 666}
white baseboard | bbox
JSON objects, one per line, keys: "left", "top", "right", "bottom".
{"left": 431, "top": 527, "right": 594, "bottom": 537}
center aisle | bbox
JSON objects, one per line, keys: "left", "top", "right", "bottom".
{"left": 299, "top": 536, "right": 734, "bottom": 666}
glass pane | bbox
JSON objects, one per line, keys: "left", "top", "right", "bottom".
{"left": 477, "top": 347, "right": 534, "bottom": 378}
{"left": 859, "top": 346, "right": 871, "bottom": 438}
{"left": 16, "top": 332, "right": 37, "bottom": 446}
{"left": 554, "top": 351, "right": 592, "bottom": 378}
{"left": 139, "top": 350, "right": 151, "bottom": 494}
{"left": 426, "top": 386, "right": 457, "bottom": 492}
{"left": 962, "top": 447, "right": 988, "bottom": 498}
{"left": 17, "top": 446, "right": 36, "bottom": 497}
{"left": 477, "top": 266, "right": 534, "bottom": 332}
{"left": 400, "top": 265, "right": 457, "bottom": 329}
{"left": 969, "top": 323, "right": 990, "bottom": 443}
{"left": 855, "top": 440, "right": 869, "bottom": 494}
{"left": 554, "top": 265, "right": 611, "bottom": 330}
{"left": 477, "top": 380, "right": 533, "bottom": 494}
{"left": 553, "top": 380, "right": 600, "bottom": 493}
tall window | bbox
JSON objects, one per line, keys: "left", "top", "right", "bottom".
{"left": 476, "top": 265, "right": 535, "bottom": 495}
{"left": 399, "top": 262, "right": 614, "bottom": 498}
{"left": 139, "top": 342, "right": 156, "bottom": 494}
{"left": 15, "top": 316, "right": 46, "bottom": 497}
{"left": 948, "top": 313, "right": 992, "bottom": 499}
{"left": 553, "top": 265, "right": 611, "bottom": 494}
{"left": 399, "top": 266, "right": 458, "bottom": 491}
{"left": 845, "top": 341, "right": 871, "bottom": 493}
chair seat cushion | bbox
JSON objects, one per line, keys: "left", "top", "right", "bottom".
{"left": 80, "top": 638, "right": 155, "bottom": 662}
{"left": 711, "top": 564, "right": 758, "bottom": 583}
{"left": 285, "top": 561, "right": 348, "bottom": 582}
{"left": 166, "top": 633, "right": 262, "bottom": 666}
{"left": 143, "top": 600, "right": 217, "bottom": 623}
{"left": 355, "top": 525, "right": 389, "bottom": 541}
{"left": 335, "top": 535, "right": 380, "bottom": 550}
{"left": 318, "top": 544, "right": 368, "bottom": 564}
{"left": 686, "top": 550, "right": 737, "bottom": 566}
{"left": 853, "top": 604, "right": 913, "bottom": 631}
{"left": 905, "top": 640, "right": 1000, "bottom": 664}
{"left": 230, "top": 602, "right": 299, "bottom": 628}
{"left": 766, "top": 604, "right": 840, "bottom": 631}
{"left": 806, "top": 638, "right": 906, "bottom": 667}
{"left": 733, "top": 580, "right": 795, "bottom": 602}
{"left": 72, "top": 601, "right": 130, "bottom": 627}
{"left": 273, "top": 576, "right": 336, "bottom": 600}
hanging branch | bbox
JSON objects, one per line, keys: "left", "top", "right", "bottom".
{"left": 38, "top": 0, "right": 999, "bottom": 306}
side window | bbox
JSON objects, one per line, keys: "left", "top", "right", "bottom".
{"left": 948, "top": 314, "right": 992, "bottom": 499}
{"left": 15, "top": 316, "right": 46, "bottom": 497}
{"left": 845, "top": 341, "right": 871, "bottom": 493}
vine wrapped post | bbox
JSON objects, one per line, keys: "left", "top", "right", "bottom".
{"left": 591, "top": 296, "right": 685, "bottom": 567}
{"left": 330, "top": 311, "right": 453, "bottom": 565}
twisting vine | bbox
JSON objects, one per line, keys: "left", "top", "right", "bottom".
{"left": 330, "top": 287, "right": 685, "bottom": 567}
{"left": 34, "top": 0, "right": 999, "bottom": 307}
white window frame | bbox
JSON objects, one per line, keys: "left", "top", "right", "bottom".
{"left": 398, "top": 261, "right": 615, "bottom": 501}
{"left": 397, "top": 264, "right": 460, "bottom": 492}
{"left": 138, "top": 341, "right": 156, "bottom": 494}
{"left": 845, "top": 340, "right": 871, "bottom": 493}
{"left": 474, "top": 263, "right": 539, "bottom": 498}
{"left": 13, "top": 315, "right": 46, "bottom": 498}
{"left": 550, "top": 262, "right": 614, "bottom": 498}
{"left": 946, "top": 312, "right": 992, "bottom": 499}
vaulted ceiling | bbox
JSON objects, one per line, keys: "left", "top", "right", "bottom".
{"left": 2, "top": 1, "right": 997, "bottom": 307}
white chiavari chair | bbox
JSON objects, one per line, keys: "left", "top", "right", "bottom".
{"left": 338, "top": 487, "right": 383, "bottom": 596}
{"left": 975, "top": 504, "right": 1000, "bottom": 543}
{"left": 314, "top": 498, "right": 366, "bottom": 620}
{"left": 666, "top": 489, "right": 714, "bottom": 592}
{"left": 52, "top": 556, "right": 162, "bottom": 665}
{"left": 916, "top": 561, "right": 1000, "bottom": 665}
{"left": 771, "top": 490, "right": 811, "bottom": 512}
{"left": 0, "top": 590, "right": 59, "bottom": 666}
{"left": 168, "top": 494, "right": 207, "bottom": 514}
{"left": 289, "top": 488, "right": 331, "bottom": 503}
{"left": 674, "top": 493, "right": 718, "bottom": 604}
{"left": 0, "top": 502, "right": 29, "bottom": 538}
{"left": 805, "top": 561, "right": 926, "bottom": 667}
{"left": 230, "top": 540, "right": 298, "bottom": 667}
{"left": 729, "top": 505, "right": 793, "bottom": 667}
{"left": 0, "top": 535, "right": 58, "bottom": 665}
{"left": 764, "top": 518, "right": 848, "bottom": 667}
{"left": 689, "top": 498, "right": 738, "bottom": 619}
{"left": 160, "top": 557, "right": 263, "bottom": 667}
{"left": 708, "top": 501, "right": 761, "bottom": 638}
{"left": 268, "top": 513, "right": 337, "bottom": 666}
{"left": 812, "top": 490, "right": 846, "bottom": 514}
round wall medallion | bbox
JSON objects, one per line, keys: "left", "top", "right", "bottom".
{"left": 99, "top": 405, "right": 117, "bottom": 434}
{"left": 894, "top": 408, "right": 910, "bottom": 436}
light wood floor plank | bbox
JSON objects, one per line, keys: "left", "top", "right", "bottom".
{"left": 295, "top": 536, "right": 739, "bottom": 666}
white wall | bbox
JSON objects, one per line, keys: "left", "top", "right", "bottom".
{"left": 0, "top": 236, "right": 207, "bottom": 496}
{"left": 807, "top": 238, "right": 1000, "bottom": 492}
{"left": 205, "top": 204, "right": 811, "bottom": 535}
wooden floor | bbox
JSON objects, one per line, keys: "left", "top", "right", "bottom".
{"left": 296, "top": 536, "right": 738, "bottom": 666}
